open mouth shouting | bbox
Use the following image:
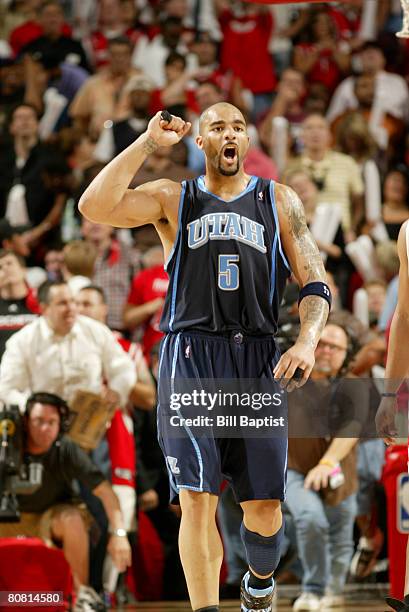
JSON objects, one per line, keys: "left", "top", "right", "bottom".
{"left": 222, "top": 143, "right": 238, "bottom": 165}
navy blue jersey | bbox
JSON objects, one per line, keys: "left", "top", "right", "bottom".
{"left": 160, "top": 176, "right": 291, "bottom": 335}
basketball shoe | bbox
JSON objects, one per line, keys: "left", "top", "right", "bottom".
{"left": 240, "top": 571, "right": 276, "bottom": 611}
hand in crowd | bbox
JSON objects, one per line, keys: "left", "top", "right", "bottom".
{"left": 189, "top": 66, "right": 214, "bottom": 81}
{"left": 107, "top": 533, "right": 132, "bottom": 573}
{"left": 147, "top": 297, "right": 165, "bottom": 316}
{"left": 102, "top": 386, "right": 121, "bottom": 410}
{"left": 139, "top": 488, "right": 160, "bottom": 512}
{"left": 277, "top": 82, "right": 300, "bottom": 105}
{"left": 23, "top": 53, "right": 48, "bottom": 91}
{"left": 304, "top": 463, "right": 333, "bottom": 491}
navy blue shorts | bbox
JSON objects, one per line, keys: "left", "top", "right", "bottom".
{"left": 157, "top": 331, "right": 288, "bottom": 504}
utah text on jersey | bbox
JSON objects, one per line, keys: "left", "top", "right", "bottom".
{"left": 187, "top": 212, "right": 267, "bottom": 253}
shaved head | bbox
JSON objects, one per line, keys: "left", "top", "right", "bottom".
{"left": 199, "top": 102, "right": 246, "bottom": 135}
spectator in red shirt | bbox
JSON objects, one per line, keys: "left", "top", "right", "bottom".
{"left": 124, "top": 246, "right": 169, "bottom": 358}
{"left": 294, "top": 9, "right": 350, "bottom": 94}
{"left": 149, "top": 51, "right": 199, "bottom": 120}
{"left": 89, "top": 0, "right": 143, "bottom": 69}
{"left": 9, "top": 0, "right": 72, "bottom": 56}
{"left": 216, "top": 0, "right": 276, "bottom": 120}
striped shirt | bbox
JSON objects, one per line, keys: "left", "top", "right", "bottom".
{"left": 286, "top": 150, "right": 364, "bottom": 230}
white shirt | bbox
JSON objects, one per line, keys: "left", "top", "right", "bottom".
{"left": 0, "top": 315, "right": 136, "bottom": 411}
{"left": 132, "top": 35, "right": 195, "bottom": 87}
{"left": 327, "top": 71, "right": 409, "bottom": 124}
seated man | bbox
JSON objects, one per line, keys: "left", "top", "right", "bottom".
{"left": 0, "top": 279, "right": 136, "bottom": 410}
{"left": 287, "top": 322, "right": 365, "bottom": 611}
{"left": 0, "top": 392, "right": 132, "bottom": 612}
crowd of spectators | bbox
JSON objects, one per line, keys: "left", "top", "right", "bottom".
{"left": 0, "top": 0, "right": 409, "bottom": 608}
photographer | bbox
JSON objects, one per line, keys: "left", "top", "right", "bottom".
{"left": 0, "top": 392, "right": 131, "bottom": 612}
{"left": 287, "top": 322, "right": 367, "bottom": 611}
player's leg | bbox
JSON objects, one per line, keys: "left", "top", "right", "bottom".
{"left": 179, "top": 489, "right": 223, "bottom": 611}
{"left": 241, "top": 498, "right": 283, "bottom": 580}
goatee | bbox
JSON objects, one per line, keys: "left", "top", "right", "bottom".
{"left": 218, "top": 155, "right": 240, "bottom": 176}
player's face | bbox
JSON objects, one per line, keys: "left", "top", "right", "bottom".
{"left": 198, "top": 108, "right": 249, "bottom": 176}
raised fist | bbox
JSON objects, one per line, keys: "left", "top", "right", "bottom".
{"left": 146, "top": 111, "right": 191, "bottom": 147}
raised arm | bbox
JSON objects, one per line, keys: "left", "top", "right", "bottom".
{"left": 273, "top": 183, "right": 330, "bottom": 389}
{"left": 78, "top": 111, "right": 191, "bottom": 228}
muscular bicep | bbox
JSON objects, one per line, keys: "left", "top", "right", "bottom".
{"left": 275, "top": 183, "right": 326, "bottom": 286}
{"left": 80, "top": 179, "right": 180, "bottom": 228}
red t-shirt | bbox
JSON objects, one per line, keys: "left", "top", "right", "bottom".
{"left": 9, "top": 20, "right": 72, "bottom": 55}
{"left": 219, "top": 9, "right": 276, "bottom": 94}
{"left": 296, "top": 43, "right": 342, "bottom": 92}
{"left": 328, "top": 7, "right": 361, "bottom": 40}
{"left": 127, "top": 265, "right": 169, "bottom": 357}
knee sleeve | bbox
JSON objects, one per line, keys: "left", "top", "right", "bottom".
{"left": 240, "top": 522, "right": 284, "bottom": 576}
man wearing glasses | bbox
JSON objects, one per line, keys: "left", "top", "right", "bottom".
{"left": 286, "top": 322, "right": 363, "bottom": 612}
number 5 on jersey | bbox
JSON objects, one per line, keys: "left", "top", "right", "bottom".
{"left": 218, "top": 254, "right": 240, "bottom": 291}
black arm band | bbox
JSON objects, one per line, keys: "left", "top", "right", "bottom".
{"left": 298, "top": 281, "right": 332, "bottom": 309}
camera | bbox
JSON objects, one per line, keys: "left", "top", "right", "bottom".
{"left": 0, "top": 403, "right": 43, "bottom": 523}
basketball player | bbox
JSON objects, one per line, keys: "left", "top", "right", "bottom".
{"left": 79, "top": 106, "right": 331, "bottom": 612}
{"left": 376, "top": 220, "right": 409, "bottom": 612}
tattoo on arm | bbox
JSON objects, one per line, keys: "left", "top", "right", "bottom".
{"left": 298, "top": 296, "right": 329, "bottom": 350}
{"left": 281, "top": 186, "right": 326, "bottom": 283}
{"left": 279, "top": 185, "right": 329, "bottom": 348}
{"left": 142, "top": 136, "right": 159, "bottom": 156}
